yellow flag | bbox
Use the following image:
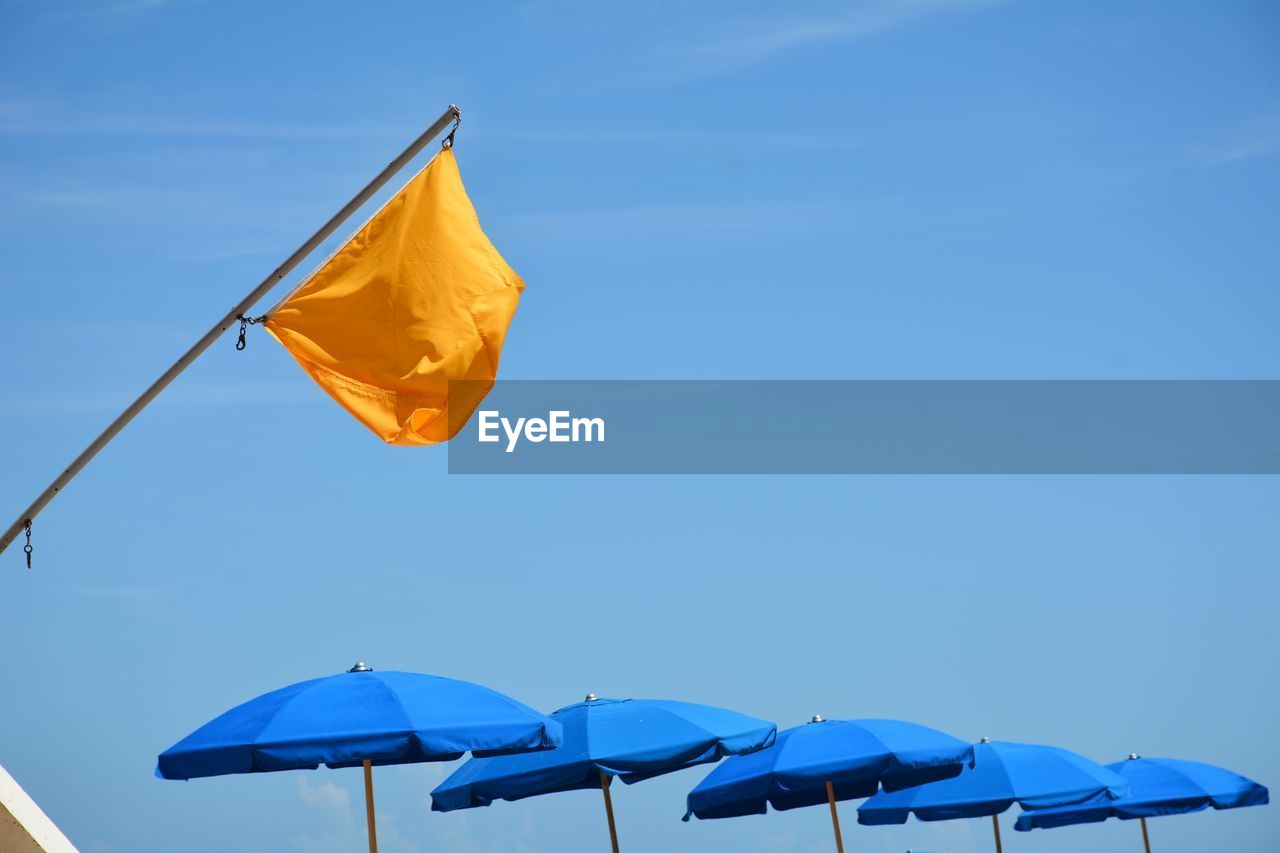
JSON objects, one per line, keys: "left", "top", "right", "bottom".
{"left": 264, "top": 148, "right": 523, "bottom": 446}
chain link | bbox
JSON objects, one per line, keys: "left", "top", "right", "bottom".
{"left": 234, "top": 314, "right": 268, "bottom": 351}
{"left": 442, "top": 115, "right": 461, "bottom": 150}
{"left": 23, "top": 519, "right": 32, "bottom": 569}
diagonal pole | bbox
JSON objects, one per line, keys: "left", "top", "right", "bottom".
{"left": 825, "top": 780, "right": 845, "bottom": 853}
{"left": 991, "top": 813, "right": 1003, "bottom": 853}
{"left": 363, "top": 759, "right": 378, "bottom": 853}
{"left": 1140, "top": 816, "right": 1152, "bottom": 853}
{"left": 0, "top": 104, "right": 462, "bottom": 562}
{"left": 599, "top": 770, "right": 620, "bottom": 853}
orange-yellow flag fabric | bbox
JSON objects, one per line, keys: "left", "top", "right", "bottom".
{"left": 264, "top": 148, "right": 523, "bottom": 446}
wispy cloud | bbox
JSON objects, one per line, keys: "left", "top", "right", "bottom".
{"left": 290, "top": 781, "right": 425, "bottom": 853}
{"left": 500, "top": 201, "right": 802, "bottom": 240}
{"left": 482, "top": 125, "right": 867, "bottom": 151}
{"left": 1, "top": 111, "right": 394, "bottom": 141}
{"left": 1190, "top": 113, "right": 1280, "bottom": 166}
{"left": 0, "top": 96, "right": 395, "bottom": 141}
{"left": 0, "top": 381, "right": 316, "bottom": 419}
{"left": 495, "top": 191, "right": 1015, "bottom": 254}
{"left": 69, "top": 584, "right": 160, "bottom": 602}
{"left": 68, "top": 584, "right": 170, "bottom": 620}
{"left": 525, "top": 0, "right": 999, "bottom": 98}
{"left": 670, "top": 0, "right": 990, "bottom": 66}
{"left": 571, "top": 0, "right": 998, "bottom": 91}
{"left": 96, "top": 0, "right": 170, "bottom": 15}
{"left": 435, "top": 810, "right": 512, "bottom": 853}
{"left": 1203, "top": 138, "right": 1280, "bottom": 165}
{"left": 756, "top": 828, "right": 799, "bottom": 851}
{"left": 295, "top": 776, "right": 352, "bottom": 826}
{"left": 1086, "top": 108, "right": 1280, "bottom": 186}
{"left": 16, "top": 189, "right": 125, "bottom": 209}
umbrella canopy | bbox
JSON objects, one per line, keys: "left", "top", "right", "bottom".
{"left": 158, "top": 665, "right": 561, "bottom": 778}
{"left": 685, "top": 717, "right": 975, "bottom": 820}
{"left": 1015, "top": 754, "right": 1269, "bottom": 831}
{"left": 858, "top": 739, "right": 1130, "bottom": 826}
{"left": 158, "top": 664, "right": 561, "bottom": 853}
{"left": 432, "top": 695, "right": 775, "bottom": 810}
{"left": 432, "top": 695, "right": 775, "bottom": 853}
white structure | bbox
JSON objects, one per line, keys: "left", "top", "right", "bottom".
{"left": 0, "top": 763, "right": 77, "bottom": 853}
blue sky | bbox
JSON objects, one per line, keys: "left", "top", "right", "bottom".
{"left": 0, "top": 1, "right": 1277, "bottom": 851}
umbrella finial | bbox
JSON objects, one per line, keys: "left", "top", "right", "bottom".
{"left": 585, "top": 693, "right": 598, "bottom": 702}
{"left": 810, "top": 714, "right": 825, "bottom": 723}
{"left": 348, "top": 662, "right": 373, "bottom": 673}
{"left": 1128, "top": 752, "right": 1141, "bottom": 760}
{"left": 980, "top": 736, "right": 991, "bottom": 743}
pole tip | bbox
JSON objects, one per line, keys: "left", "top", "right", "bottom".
{"left": 348, "top": 662, "right": 372, "bottom": 673}
{"left": 980, "top": 736, "right": 991, "bottom": 743}
{"left": 585, "top": 693, "right": 598, "bottom": 702}
{"left": 1128, "top": 753, "right": 1141, "bottom": 760}
{"left": 809, "top": 714, "right": 825, "bottom": 723}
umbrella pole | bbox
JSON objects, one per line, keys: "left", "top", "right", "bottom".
{"left": 363, "top": 759, "right": 378, "bottom": 853}
{"left": 599, "top": 770, "right": 620, "bottom": 853}
{"left": 1140, "top": 816, "right": 1152, "bottom": 853}
{"left": 991, "top": 814, "right": 1003, "bottom": 853}
{"left": 824, "top": 780, "right": 845, "bottom": 853}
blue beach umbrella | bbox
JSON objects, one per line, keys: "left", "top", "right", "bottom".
{"left": 858, "top": 738, "right": 1129, "bottom": 853}
{"left": 1015, "top": 753, "right": 1269, "bottom": 851}
{"left": 158, "top": 663, "right": 561, "bottom": 853}
{"left": 685, "top": 716, "right": 975, "bottom": 852}
{"left": 432, "top": 694, "right": 777, "bottom": 852}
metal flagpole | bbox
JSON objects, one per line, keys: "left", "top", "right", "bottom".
{"left": 0, "top": 104, "right": 462, "bottom": 562}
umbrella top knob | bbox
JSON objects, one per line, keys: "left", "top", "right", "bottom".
{"left": 809, "top": 714, "right": 825, "bottom": 723}
{"left": 348, "top": 662, "right": 373, "bottom": 673}
{"left": 1128, "top": 753, "right": 1141, "bottom": 760}
{"left": 980, "top": 736, "right": 991, "bottom": 743}
{"left": 585, "top": 693, "right": 598, "bottom": 702}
